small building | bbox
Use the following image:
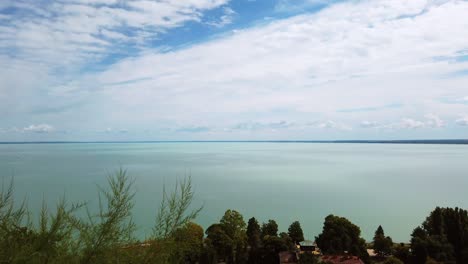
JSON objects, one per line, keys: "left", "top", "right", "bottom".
{"left": 320, "top": 255, "right": 364, "bottom": 264}
{"left": 297, "top": 240, "right": 321, "bottom": 255}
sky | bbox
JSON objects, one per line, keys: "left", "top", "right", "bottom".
{"left": 1, "top": 0, "right": 468, "bottom": 141}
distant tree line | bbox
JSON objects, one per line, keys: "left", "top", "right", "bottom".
{"left": 1, "top": 169, "right": 468, "bottom": 264}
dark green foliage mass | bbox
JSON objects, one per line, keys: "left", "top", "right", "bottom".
{"left": 410, "top": 207, "right": 468, "bottom": 264}
{"left": 298, "top": 252, "right": 319, "bottom": 264}
{"left": 172, "top": 222, "right": 204, "bottom": 263}
{"left": 381, "top": 256, "right": 404, "bottom": 264}
{"left": 259, "top": 235, "right": 288, "bottom": 263}
{"left": 288, "top": 221, "right": 304, "bottom": 244}
{"left": 205, "top": 223, "right": 233, "bottom": 262}
{"left": 393, "top": 243, "right": 410, "bottom": 263}
{"left": 315, "top": 215, "right": 369, "bottom": 262}
{"left": 261, "top": 219, "right": 278, "bottom": 238}
{"left": 373, "top": 225, "right": 393, "bottom": 257}
{"left": 247, "top": 217, "right": 261, "bottom": 249}
{"left": 246, "top": 217, "right": 262, "bottom": 264}
{"left": 205, "top": 210, "right": 248, "bottom": 264}
{"left": 279, "top": 232, "right": 295, "bottom": 251}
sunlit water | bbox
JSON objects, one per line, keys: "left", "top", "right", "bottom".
{"left": 1, "top": 142, "right": 467, "bottom": 242}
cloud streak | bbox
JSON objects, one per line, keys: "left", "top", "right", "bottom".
{"left": 1, "top": 0, "right": 468, "bottom": 140}
{"left": 22, "top": 124, "right": 55, "bottom": 133}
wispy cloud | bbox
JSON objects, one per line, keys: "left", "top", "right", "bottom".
{"left": 455, "top": 116, "right": 468, "bottom": 126}
{"left": 275, "top": 0, "right": 339, "bottom": 14}
{"left": 337, "top": 103, "right": 403, "bottom": 113}
{"left": 2, "top": 0, "right": 468, "bottom": 140}
{"left": 314, "top": 120, "right": 352, "bottom": 131}
{"left": 176, "top": 126, "right": 211, "bottom": 133}
{"left": 230, "top": 121, "right": 294, "bottom": 131}
{"left": 0, "top": 0, "right": 231, "bottom": 70}
{"left": 205, "top": 7, "right": 237, "bottom": 28}
{"left": 361, "top": 114, "right": 446, "bottom": 130}
{"left": 22, "top": 124, "right": 55, "bottom": 133}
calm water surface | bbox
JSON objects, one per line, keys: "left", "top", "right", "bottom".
{"left": 1, "top": 142, "right": 467, "bottom": 242}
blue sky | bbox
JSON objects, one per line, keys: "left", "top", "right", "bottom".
{"left": 1, "top": 0, "right": 468, "bottom": 141}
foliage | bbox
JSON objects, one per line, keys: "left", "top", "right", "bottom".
{"left": 393, "top": 243, "right": 410, "bottom": 263}
{"left": 410, "top": 207, "right": 468, "bottom": 264}
{"left": 373, "top": 225, "right": 393, "bottom": 257}
{"left": 205, "top": 223, "right": 232, "bottom": 262}
{"left": 246, "top": 217, "right": 261, "bottom": 249}
{"left": 298, "top": 252, "right": 319, "bottom": 264}
{"left": 78, "top": 168, "right": 136, "bottom": 263}
{"left": 425, "top": 257, "right": 439, "bottom": 264}
{"left": 288, "top": 221, "right": 304, "bottom": 244}
{"left": 205, "top": 210, "right": 248, "bottom": 264}
{"left": 315, "top": 215, "right": 369, "bottom": 262}
{"left": 246, "top": 217, "right": 262, "bottom": 264}
{"left": 0, "top": 169, "right": 202, "bottom": 264}
{"left": 220, "top": 210, "right": 247, "bottom": 264}
{"left": 279, "top": 232, "right": 295, "bottom": 251}
{"left": 261, "top": 219, "right": 278, "bottom": 238}
{"left": 153, "top": 176, "right": 203, "bottom": 239}
{"left": 259, "top": 235, "right": 287, "bottom": 263}
{"left": 381, "top": 256, "right": 404, "bottom": 264}
{"left": 171, "top": 222, "right": 204, "bottom": 263}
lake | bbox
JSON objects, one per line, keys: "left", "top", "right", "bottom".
{"left": 0, "top": 142, "right": 467, "bottom": 242}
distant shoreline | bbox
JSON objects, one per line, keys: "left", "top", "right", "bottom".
{"left": 1, "top": 139, "right": 468, "bottom": 145}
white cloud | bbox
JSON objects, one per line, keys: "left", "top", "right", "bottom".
{"left": 360, "top": 121, "right": 380, "bottom": 128}
{"left": 459, "top": 96, "right": 468, "bottom": 103}
{"left": 205, "top": 6, "right": 236, "bottom": 28}
{"left": 400, "top": 118, "right": 426, "bottom": 129}
{"left": 424, "top": 113, "right": 445, "bottom": 128}
{"left": 275, "top": 0, "right": 337, "bottom": 13}
{"left": 0, "top": 0, "right": 230, "bottom": 70}
{"left": 92, "top": 0, "right": 468, "bottom": 121}
{"left": 23, "top": 124, "right": 55, "bottom": 133}
{"left": 231, "top": 121, "right": 295, "bottom": 131}
{"left": 2, "top": 0, "right": 468, "bottom": 140}
{"left": 455, "top": 116, "right": 468, "bottom": 126}
{"left": 315, "top": 121, "right": 352, "bottom": 131}
{"left": 100, "top": 127, "right": 129, "bottom": 133}
{"left": 361, "top": 114, "right": 446, "bottom": 130}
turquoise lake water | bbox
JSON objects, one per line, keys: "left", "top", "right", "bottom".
{"left": 0, "top": 142, "right": 467, "bottom": 242}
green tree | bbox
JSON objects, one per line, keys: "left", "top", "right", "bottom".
{"left": 220, "top": 210, "right": 247, "bottom": 264}
{"left": 261, "top": 219, "right": 278, "bottom": 238}
{"left": 373, "top": 225, "right": 393, "bottom": 257}
{"left": 247, "top": 217, "right": 261, "bottom": 249}
{"left": 153, "top": 176, "right": 203, "bottom": 239}
{"left": 410, "top": 207, "right": 468, "bottom": 264}
{"left": 411, "top": 226, "right": 429, "bottom": 264}
{"left": 288, "top": 221, "right": 304, "bottom": 244}
{"left": 247, "top": 217, "right": 262, "bottom": 264}
{"left": 75, "top": 169, "right": 137, "bottom": 264}
{"left": 172, "top": 222, "right": 204, "bottom": 263}
{"left": 279, "top": 232, "right": 295, "bottom": 251}
{"left": 260, "top": 235, "right": 288, "bottom": 263}
{"left": 205, "top": 224, "right": 232, "bottom": 262}
{"left": 315, "top": 215, "right": 369, "bottom": 261}
{"left": 393, "top": 243, "right": 410, "bottom": 263}
{"left": 381, "top": 256, "right": 404, "bottom": 264}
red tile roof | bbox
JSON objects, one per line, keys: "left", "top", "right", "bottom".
{"left": 321, "top": 255, "right": 364, "bottom": 264}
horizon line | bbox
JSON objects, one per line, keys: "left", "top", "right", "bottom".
{"left": 1, "top": 139, "right": 468, "bottom": 145}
